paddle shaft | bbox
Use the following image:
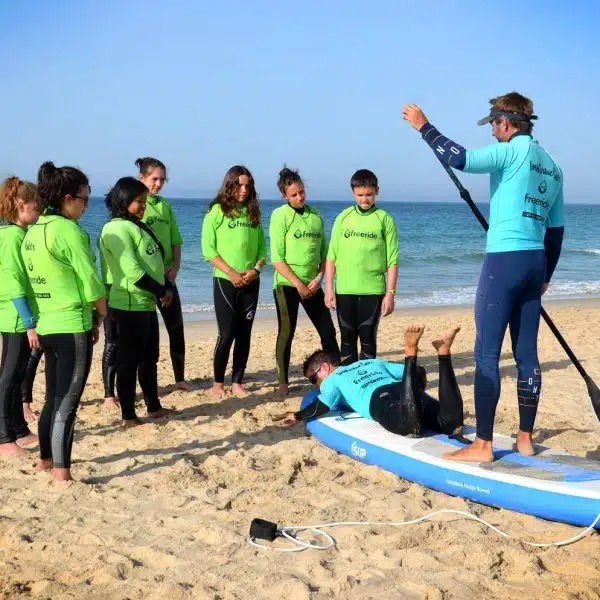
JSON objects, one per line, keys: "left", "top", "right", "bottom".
{"left": 442, "top": 164, "right": 592, "bottom": 382}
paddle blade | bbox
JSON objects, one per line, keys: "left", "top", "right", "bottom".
{"left": 585, "top": 376, "right": 600, "bottom": 422}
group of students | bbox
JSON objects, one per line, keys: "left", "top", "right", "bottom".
{"left": 0, "top": 154, "right": 400, "bottom": 482}
{"left": 0, "top": 90, "right": 566, "bottom": 484}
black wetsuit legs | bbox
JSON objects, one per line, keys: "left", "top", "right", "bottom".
{"left": 101, "top": 307, "right": 118, "bottom": 398}
{"left": 336, "top": 294, "right": 383, "bottom": 365}
{"left": 157, "top": 284, "right": 186, "bottom": 383}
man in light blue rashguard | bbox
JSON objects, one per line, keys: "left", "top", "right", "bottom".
{"left": 403, "top": 92, "right": 565, "bottom": 462}
{"left": 274, "top": 324, "right": 464, "bottom": 439}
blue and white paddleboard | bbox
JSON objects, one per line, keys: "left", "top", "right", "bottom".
{"left": 301, "top": 390, "right": 600, "bottom": 528}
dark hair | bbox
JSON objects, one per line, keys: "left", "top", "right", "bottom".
{"left": 105, "top": 176, "right": 165, "bottom": 260}
{"left": 350, "top": 169, "right": 379, "bottom": 190}
{"left": 277, "top": 165, "right": 304, "bottom": 196}
{"left": 37, "top": 161, "right": 89, "bottom": 212}
{"left": 0, "top": 177, "right": 38, "bottom": 222}
{"left": 209, "top": 165, "right": 261, "bottom": 225}
{"left": 303, "top": 350, "right": 341, "bottom": 377}
{"left": 490, "top": 92, "right": 535, "bottom": 133}
{"left": 135, "top": 157, "right": 167, "bottom": 176}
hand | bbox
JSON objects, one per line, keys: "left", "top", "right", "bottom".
{"left": 229, "top": 270, "right": 246, "bottom": 288}
{"left": 166, "top": 265, "right": 179, "bottom": 282}
{"left": 240, "top": 269, "right": 258, "bottom": 285}
{"left": 92, "top": 326, "right": 100, "bottom": 345}
{"left": 160, "top": 289, "right": 174, "bottom": 308}
{"left": 26, "top": 329, "right": 41, "bottom": 350}
{"left": 381, "top": 293, "right": 395, "bottom": 317}
{"left": 325, "top": 288, "right": 336, "bottom": 310}
{"left": 296, "top": 282, "right": 312, "bottom": 299}
{"left": 272, "top": 411, "right": 297, "bottom": 426}
{"left": 542, "top": 282, "right": 549, "bottom": 295}
{"left": 402, "top": 104, "right": 429, "bottom": 131}
{"left": 307, "top": 278, "right": 321, "bottom": 295}
{"left": 23, "top": 402, "right": 39, "bottom": 422}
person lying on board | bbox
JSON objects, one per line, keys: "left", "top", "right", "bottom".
{"left": 274, "top": 324, "right": 464, "bottom": 437}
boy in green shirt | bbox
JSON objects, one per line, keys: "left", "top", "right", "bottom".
{"left": 325, "top": 169, "right": 399, "bottom": 365}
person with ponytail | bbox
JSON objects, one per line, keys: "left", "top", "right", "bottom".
{"left": 270, "top": 167, "right": 339, "bottom": 395}
{"left": 201, "top": 166, "right": 266, "bottom": 398}
{"left": 21, "top": 162, "right": 106, "bottom": 482}
{"left": 98, "top": 177, "right": 174, "bottom": 426}
{"left": 0, "top": 177, "right": 41, "bottom": 456}
{"left": 136, "top": 157, "right": 189, "bottom": 391}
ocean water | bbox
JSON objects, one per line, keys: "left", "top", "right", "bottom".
{"left": 80, "top": 198, "right": 600, "bottom": 318}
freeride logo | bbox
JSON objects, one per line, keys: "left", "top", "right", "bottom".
{"left": 344, "top": 229, "right": 377, "bottom": 239}
{"left": 293, "top": 229, "right": 320, "bottom": 239}
{"left": 228, "top": 220, "right": 256, "bottom": 229}
{"left": 145, "top": 243, "right": 160, "bottom": 255}
{"left": 146, "top": 216, "right": 169, "bottom": 226}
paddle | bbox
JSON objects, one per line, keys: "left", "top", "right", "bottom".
{"left": 441, "top": 163, "right": 600, "bottom": 423}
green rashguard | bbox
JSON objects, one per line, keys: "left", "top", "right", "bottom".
{"left": 142, "top": 194, "right": 183, "bottom": 269}
{"left": 201, "top": 203, "right": 267, "bottom": 280}
{"left": 327, "top": 205, "right": 399, "bottom": 295}
{"left": 21, "top": 215, "right": 105, "bottom": 335}
{"left": 269, "top": 204, "right": 326, "bottom": 288}
{"left": 98, "top": 218, "right": 165, "bottom": 311}
{"left": 0, "top": 224, "right": 37, "bottom": 333}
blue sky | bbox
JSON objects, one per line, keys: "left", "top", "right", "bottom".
{"left": 1, "top": 0, "right": 598, "bottom": 202}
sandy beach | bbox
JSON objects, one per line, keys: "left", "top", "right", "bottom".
{"left": 1, "top": 300, "right": 599, "bottom": 600}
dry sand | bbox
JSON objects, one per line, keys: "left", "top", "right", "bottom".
{"left": 1, "top": 301, "right": 599, "bottom": 599}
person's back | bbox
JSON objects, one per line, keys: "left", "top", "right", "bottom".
{"left": 319, "top": 358, "right": 405, "bottom": 418}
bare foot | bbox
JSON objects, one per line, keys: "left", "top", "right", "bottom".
{"left": 16, "top": 433, "right": 38, "bottom": 448}
{"left": 147, "top": 407, "right": 175, "bottom": 419}
{"left": 278, "top": 383, "right": 289, "bottom": 397}
{"left": 23, "top": 403, "right": 39, "bottom": 422}
{"left": 174, "top": 381, "right": 193, "bottom": 392}
{"left": 52, "top": 467, "right": 72, "bottom": 483}
{"left": 36, "top": 458, "right": 53, "bottom": 471}
{"left": 443, "top": 437, "right": 494, "bottom": 463}
{"left": 515, "top": 430, "right": 536, "bottom": 456}
{"left": 103, "top": 397, "right": 119, "bottom": 408}
{"left": 0, "top": 442, "right": 29, "bottom": 457}
{"left": 231, "top": 383, "right": 249, "bottom": 398}
{"left": 121, "top": 418, "right": 144, "bottom": 428}
{"left": 404, "top": 324, "right": 425, "bottom": 355}
{"left": 208, "top": 383, "right": 229, "bottom": 399}
{"left": 432, "top": 327, "right": 461, "bottom": 356}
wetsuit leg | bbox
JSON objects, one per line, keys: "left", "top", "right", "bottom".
{"left": 21, "top": 347, "right": 43, "bottom": 404}
{"left": 138, "top": 310, "right": 162, "bottom": 413}
{"left": 335, "top": 294, "right": 359, "bottom": 365}
{"left": 113, "top": 309, "right": 148, "bottom": 420}
{"left": 357, "top": 294, "right": 384, "bottom": 360}
{"left": 157, "top": 284, "right": 186, "bottom": 383}
{"left": 274, "top": 285, "right": 301, "bottom": 385}
{"left": 37, "top": 332, "right": 93, "bottom": 468}
{"left": 231, "top": 278, "right": 259, "bottom": 384}
{"left": 369, "top": 356, "right": 423, "bottom": 436}
{"left": 213, "top": 277, "right": 236, "bottom": 383}
{"left": 0, "top": 333, "right": 31, "bottom": 444}
{"left": 101, "top": 307, "right": 118, "bottom": 398}
{"left": 421, "top": 355, "right": 464, "bottom": 435}
{"left": 509, "top": 252, "right": 545, "bottom": 434}
{"left": 474, "top": 250, "right": 545, "bottom": 441}
{"left": 301, "top": 289, "right": 340, "bottom": 360}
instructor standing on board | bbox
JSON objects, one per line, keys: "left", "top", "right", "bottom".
{"left": 403, "top": 92, "right": 564, "bottom": 462}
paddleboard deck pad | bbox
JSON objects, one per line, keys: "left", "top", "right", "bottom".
{"left": 300, "top": 390, "right": 600, "bottom": 528}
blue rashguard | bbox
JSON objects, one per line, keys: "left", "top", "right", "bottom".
{"left": 297, "top": 359, "right": 405, "bottom": 420}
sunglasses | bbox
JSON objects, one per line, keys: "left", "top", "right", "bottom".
{"left": 307, "top": 365, "right": 321, "bottom": 385}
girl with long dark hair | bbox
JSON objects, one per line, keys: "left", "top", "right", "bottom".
{"left": 201, "top": 166, "right": 266, "bottom": 398}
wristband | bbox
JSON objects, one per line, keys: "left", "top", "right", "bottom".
{"left": 254, "top": 263, "right": 263, "bottom": 272}
{"left": 386, "top": 289, "right": 396, "bottom": 295}
{"left": 315, "top": 273, "right": 324, "bottom": 284}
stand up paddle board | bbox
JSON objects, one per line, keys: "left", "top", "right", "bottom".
{"left": 301, "top": 389, "right": 600, "bottom": 528}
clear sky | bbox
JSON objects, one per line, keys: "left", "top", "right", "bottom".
{"left": 1, "top": 0, "right": 598, "bottom": 202}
